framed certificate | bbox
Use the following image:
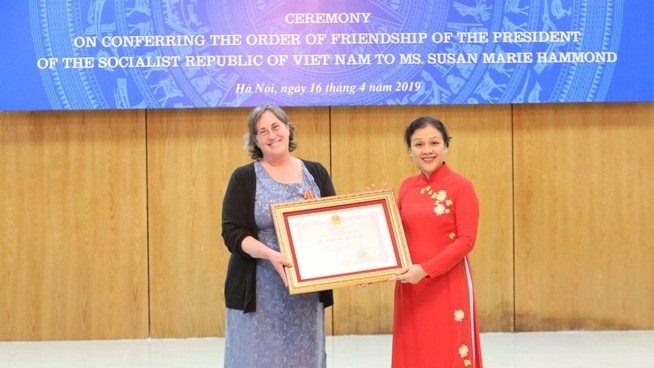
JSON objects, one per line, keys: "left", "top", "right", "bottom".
{"left": 270, "top": 189, "right": 411, "bottom": 294}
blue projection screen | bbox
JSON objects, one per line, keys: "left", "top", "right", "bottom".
{"left": 0, "top": 1, "right": 652, "bottom": 111}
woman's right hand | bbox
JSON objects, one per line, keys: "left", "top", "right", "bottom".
{"left": 390, "top": 264, "right": 427, "bottom": 284}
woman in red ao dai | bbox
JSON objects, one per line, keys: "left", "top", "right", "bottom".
{"left": 391, "top": 116, "right": 483, "bottom": 368}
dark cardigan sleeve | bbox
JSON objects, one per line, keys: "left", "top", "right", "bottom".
{"left": 221, "top": 164, "right": 258, "bottom": 312}
{"left": 221, "top": 164, "right": 256, "bottom": 258}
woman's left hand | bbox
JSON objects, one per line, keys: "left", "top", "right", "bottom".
{"left": 390, "top": 264, "right": 427, "bottom": 284}
{"left": 267, "top": 250, "right": 292, "bottom": 287}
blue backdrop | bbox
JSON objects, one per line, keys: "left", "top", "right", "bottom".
{"left": 1, "top": 1, "right": 652, "bottom": 111}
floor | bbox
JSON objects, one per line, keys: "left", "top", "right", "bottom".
{"left": 0, "top": 331, "right": 652, "bottom": 367}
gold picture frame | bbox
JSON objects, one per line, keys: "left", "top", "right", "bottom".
{"left": 270, "top": 189, "right": 411, "bottom": 294}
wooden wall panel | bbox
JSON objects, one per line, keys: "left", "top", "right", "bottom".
{"left": 2, "top": 102, "right": 653, "bottom": 342}
{"left": 514, "top": 103, "right": 654, "bottom": 330}
{"left": 0, "top": 111, "right": 148, "bottom": 340}
{"left": 147, "top": 107, "right": 331, "bottom": 338}
{"left": 330, "top": 105, "right": 514, "bottom": 333}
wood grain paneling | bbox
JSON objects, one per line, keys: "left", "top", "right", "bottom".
{"left": 147, "top": 108, "right": 246, "bottom": 338}
{"left": 0, "top": 111, "right": 148, "bottom": 340}
{"left": 147, "top": 107, "right": 331, "bottom": 338}
{"left": 2, "top": 102, "right": 652, "bottom": 342}
{"left": 514, "top": 103, "right": 654, "bottom": 330}
{"left": 330, "top": 105, "right": 514, "bottom": 333}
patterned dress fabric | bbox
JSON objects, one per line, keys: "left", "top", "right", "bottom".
{"left": 392, "top": 163, "right": 483, "bottom": 368}
{"left": 224, "top": 161, "right": 326, "bottom": 368}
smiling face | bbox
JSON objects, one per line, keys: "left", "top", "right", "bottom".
{"left": 255, "top": 110, "right": 291, "bottom": 159}
{"left": 409, "top": 124, "right": 448, "bottom": 178}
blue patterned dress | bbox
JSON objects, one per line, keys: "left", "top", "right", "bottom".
{"left": 224, "top": 161, "right": 326, "bottom": 368}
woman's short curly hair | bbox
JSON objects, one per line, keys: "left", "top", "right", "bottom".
{"left": 244, "top": 104, "right": 297, "bottom": 160}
